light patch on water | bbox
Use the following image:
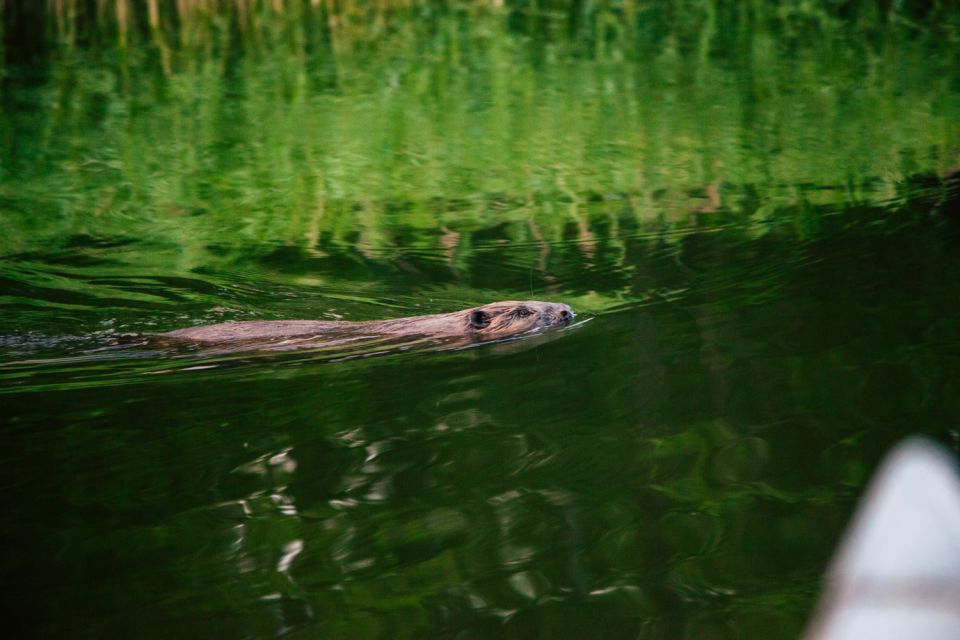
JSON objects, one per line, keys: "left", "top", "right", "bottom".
{"left": 277, "top": 540, "right": 304, "bottom": 573}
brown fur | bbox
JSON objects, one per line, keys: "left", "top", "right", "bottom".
{"left": 152, "top": 301, "right": 574, "bottom": 351}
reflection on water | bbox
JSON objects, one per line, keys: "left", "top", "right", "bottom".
{"left": 4, "top": 183, "right": 960, "bottom": 638}
{"left": 3, "top": 3, "right": 960, "bottom": 639}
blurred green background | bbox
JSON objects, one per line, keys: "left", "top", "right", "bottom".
{"left": 3, "top": 1, "right": 958, "bottom": 272}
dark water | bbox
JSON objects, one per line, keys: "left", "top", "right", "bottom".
{"left": 5, "top": 187, "right": 960, "bottom": 639}
{"left": 3, "top": 4, "right": 960, "bottom": 638}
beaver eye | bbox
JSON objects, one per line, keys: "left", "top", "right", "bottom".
{"left": 515, "top": 308, "right": 532, "bottom": 318}
{"left": 469, "top": 310, "right": 491, "bottom": 328}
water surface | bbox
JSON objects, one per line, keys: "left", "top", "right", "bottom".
{"left": 2, "top": 4, "right": 960, "bottom": 638}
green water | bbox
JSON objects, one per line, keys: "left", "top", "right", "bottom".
{"left": 3, "top": 3, "right": 960, "bottom": 638}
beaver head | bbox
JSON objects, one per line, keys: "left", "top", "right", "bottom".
{"left": 463, "top": 300, "right": 575, "bottom": 338}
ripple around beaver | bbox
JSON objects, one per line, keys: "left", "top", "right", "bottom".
{"left": 0, "top": 310, "right": 590, "bottom": 392}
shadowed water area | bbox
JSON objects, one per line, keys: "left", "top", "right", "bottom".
{"left": 2, "top": 2, "right": 960, "bottom": 638}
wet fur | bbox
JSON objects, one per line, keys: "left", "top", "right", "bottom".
{"left": 152, "top": 301, "right": 574, "bottom": 350}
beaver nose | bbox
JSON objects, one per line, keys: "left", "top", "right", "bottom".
{"left": 558, "top": 305, "right": 575, "bottom": 323}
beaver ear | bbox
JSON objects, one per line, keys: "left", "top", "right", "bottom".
{"left": 469, "top": 309, "right": 491, "bottom": 329}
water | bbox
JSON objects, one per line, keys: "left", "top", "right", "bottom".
{"left": 2, "top": 4, "right": 960, "bottom": 638}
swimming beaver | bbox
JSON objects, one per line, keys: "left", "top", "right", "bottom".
{"left": 151, "top": 300, "right": 575, "bottom": 352}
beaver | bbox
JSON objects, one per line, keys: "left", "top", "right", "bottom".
{"left": 150, "top": 300, "right": 575, "bottom": 352}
